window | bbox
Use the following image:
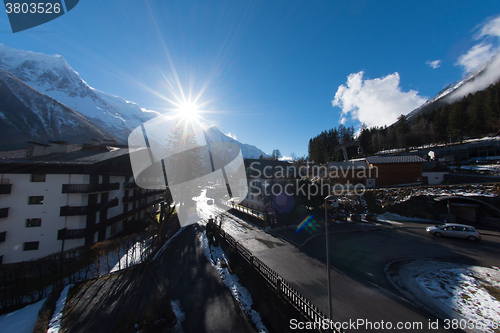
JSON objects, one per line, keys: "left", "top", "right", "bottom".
{"left": 28, "top": 196, "right": 44, "bottom": 205}
{"left": 0, "top": 231, "right": 6, "bottom": 242}
{"left": 26, "top": 218, "right": 42, "bottom": 227}
{"left": 31, "top": 174, "right": 46, "bottom": 182}
{"left": 110, "top": 223, "right": 117, "bottom": 235}
{"left": 23, "top": 241, "right": 39, "bottom": 251}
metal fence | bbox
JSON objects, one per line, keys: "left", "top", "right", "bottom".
{"left": 215, "top": 223, "right": 339, "bottom": 332}
{"left": 219, "top": 200, "right": 266, "bottom": 220}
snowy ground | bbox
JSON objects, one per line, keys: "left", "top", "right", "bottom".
{"left": 108, "top": 238, "right": 151, "bottom": 274}
{"left": 377, "top": 212, "right": 433, "bottom": 223}
{"left": 0, "top": 298, "right": 45, "bottom": 333}
{"left": 394, "top": 260, "right": 500, "bottom": 333}
{"left": 452, "top": 164, "right": 500, "bottom": 176}
{"left": 199, "top": 233, "right": 268, "bottom": 333}
{"left": 170, "top": 300, "right": 185, "bottom": 333}
{"left": 373, "top": 184, "right": 498, "bottom": 207}
{"left": 46, "top": 284, "right": 72, "bottom": 333}
{"left": 0, "top": 235, "right": 154, "bottom": 332}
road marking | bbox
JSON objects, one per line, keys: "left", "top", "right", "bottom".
{"left": 367, "top": 280, "right": 414, "bottom": 305}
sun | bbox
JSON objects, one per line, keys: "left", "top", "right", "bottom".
{"left": 175, "top": 101, "right": 200, "bottom": 121}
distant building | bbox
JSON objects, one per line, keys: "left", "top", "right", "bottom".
{"left": 242, "top": 159, "right": 297, "bottom": 212}
{"left": 364, "top": 155, "right": 426, "bottom": 187}
{"left": 328, "top": 155, "right": 427, "bottom": 187}
{"left": 0, "top": 141, "right": 163, "bottom": 264}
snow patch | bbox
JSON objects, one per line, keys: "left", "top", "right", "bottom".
{"left": 0, "top": 298, "right": 45, "bottom": 333}
{"left": 47, "top": 284, "right": 73, "bottom": 333}
{"left": 170, "top": 300, "right": 185, "bottom": 333}
{"left": 398, "top": 260, "right": 500, "bottom": 333}
{"left": 199, "top": 233, "right": 268, "bottom": 332}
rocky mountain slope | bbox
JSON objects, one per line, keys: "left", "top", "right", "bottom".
{"left": 0, "top": 44, "right": 269, "bottom": 158}
{"left": 0, "top": 69, "right": 114, "bottom": 150}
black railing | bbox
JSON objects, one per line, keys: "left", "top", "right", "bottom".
{"left": 57, "top": 228, "right": 86, "bottom": 240}
{"left": 122, "top": 190, "right": 164, "bottom": 203}
{"left": 93, "top": 198, "right": 162, "bottom": 231}
{"left": 62, "top": 183, "right": 120, "bottom": 193}
{"left": 124, "top": 181, "right": 139, "bottom": 189}
{"left": 0, "top": 184, "right": 12, "bottom": 194}
{"left": 60, "top": 206, "right": 88, "bottom": 216}
{"left": 215, "top": 224, "right": 335, "bottom": 333}
{"left": 0, "top": 207, "right": 8, "bottom": 219}
{"left": 60, "top": 198, "right": 119, "bottom": 216}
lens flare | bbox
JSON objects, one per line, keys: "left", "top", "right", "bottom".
{"left": 296, "top": 215, "right": 318, "bottom": 234}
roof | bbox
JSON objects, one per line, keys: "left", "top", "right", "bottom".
{"left": 328, "top": 161, "right": 369, "bottom": 169}
{"left": 0, "top": 147, "right": 130, "bottom": 165}
{"left": 0, "top": 146, "right": 135, "bottom": 175}
{"left": 245, "top": 158, "right": 295, "bottom": 179}
{"left": 365, "top": 155, "right": 426, "bottom": 164}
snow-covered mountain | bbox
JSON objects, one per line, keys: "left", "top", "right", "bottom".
{"left": 0, "top": 44, "right": 270, "bottom": 158}
{"left": 0, "top": 69, "right": 114, "bottom": 150}
{"left": 204, "top": 125, "right": 268, "bottom": 159}
{"left": 0, "top": 44, "right": 159, "bottom": 143}
{"left": 405, "top": 53, "right": 500, "bottom": 123}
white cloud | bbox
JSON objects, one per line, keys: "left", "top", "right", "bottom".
{"left": 456, "top": 15, "right": 500, "bottom": 74}
{"left": 279, "top": 156, "right": 293, "bottom": 162}
{"left": 332, "top": 71, "right": 427, "bottom": 128}
{"left": 225, "top": 132, "right": 237, "bottom": 140}
{"left": 449, "top": 52, "right": 500, "bottom": 101}
{"left": 426, "top": 60, "right": 441, "bottom": 69}
{"left": 457, "top": 43, "right": 496, "bottom": 73}
{"left": 449, "top": 15, "right": 500, "bottom": 101}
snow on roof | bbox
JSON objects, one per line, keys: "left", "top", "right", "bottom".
{"left": 328, "top": 161, "right": 369, "bottom": 169}
{"left": 365, "top": 155, "right": 427, "bottom": 164}
{"left": 0, "top": 146, "right": 130, "bottom": 165}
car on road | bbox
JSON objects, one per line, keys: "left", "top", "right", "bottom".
{"left": 365, "top": 213, "right": 378, "bottom": 222}
{"left": 426, "top": 223, "right": 481, "bottom": 241}
{"left": 350, "top": 213, "right": 361, "bottom": 222}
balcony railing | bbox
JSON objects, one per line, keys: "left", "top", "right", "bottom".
{"left": 0, "top": 207, "right": 8, "bottom": 219}
{"left": 125, "top": 181, "right": 165, "bottom": 190}
{"left": 60, "top": 198, "right": 119, "bottom": 216}
{"left": 57, "top": 228, "right": 85, "bottom": 240}
{"left": 122, "top": 189, "right": 164, "bottom": 203}
{"left": 0, "top": 184, "right": 12, "bottom": 194}
{"left": 62, "top": 183, "right": 120, "bottom": 193}
{"left": 124, "top": 181, "right": 139, "bottom": 189}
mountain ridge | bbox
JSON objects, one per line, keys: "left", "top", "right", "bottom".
{"left": 0, "top": 68, "right": 116, "bottom": 150}
{"left": 404, "top": 53, "right": 500, "bottom": 125}
{"left": 0, "top": 44, "right": 269, "bottom": 158}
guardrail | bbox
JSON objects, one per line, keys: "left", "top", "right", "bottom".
{"left": 219, "top": 200, "right": 266, "bottom": 221}
{"left": 214, "top": 222, "right": 337, "bottom": 332}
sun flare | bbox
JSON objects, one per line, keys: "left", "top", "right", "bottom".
{"left": 175, "top": 102, "right": 200, "bottom": 121}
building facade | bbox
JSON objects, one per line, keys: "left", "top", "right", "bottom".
{"left": 0, "top": 142, "right": 163, "bottom": 264}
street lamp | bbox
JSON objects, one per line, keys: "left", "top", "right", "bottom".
{"left": 324, "top": 194, "right": 337, "bottom": 328}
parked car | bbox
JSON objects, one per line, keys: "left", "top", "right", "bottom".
{"left": 350, "top": 213, "right": 361, "bottom": 222}
{"left": 365, "top": 213, "right": 377, "bottom": 222}
{"left": 335, "top": 214, "right": 347, "bottom": 222}
{"left": 426, "top": 223, "right": 481, "bottom": 241}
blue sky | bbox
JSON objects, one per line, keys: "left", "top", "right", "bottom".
{"left": 2, "top": 1, "right": 500, "bottom": 158}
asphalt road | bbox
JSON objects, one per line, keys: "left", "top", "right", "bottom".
{"left": 214, "top": 208, "right": 500, "bottom": 333}
{"left": 302, "top": 220, "right": 500, "bottom": 293}
{"left": 62, "top": 224, "right": 257, "bottom": 333}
